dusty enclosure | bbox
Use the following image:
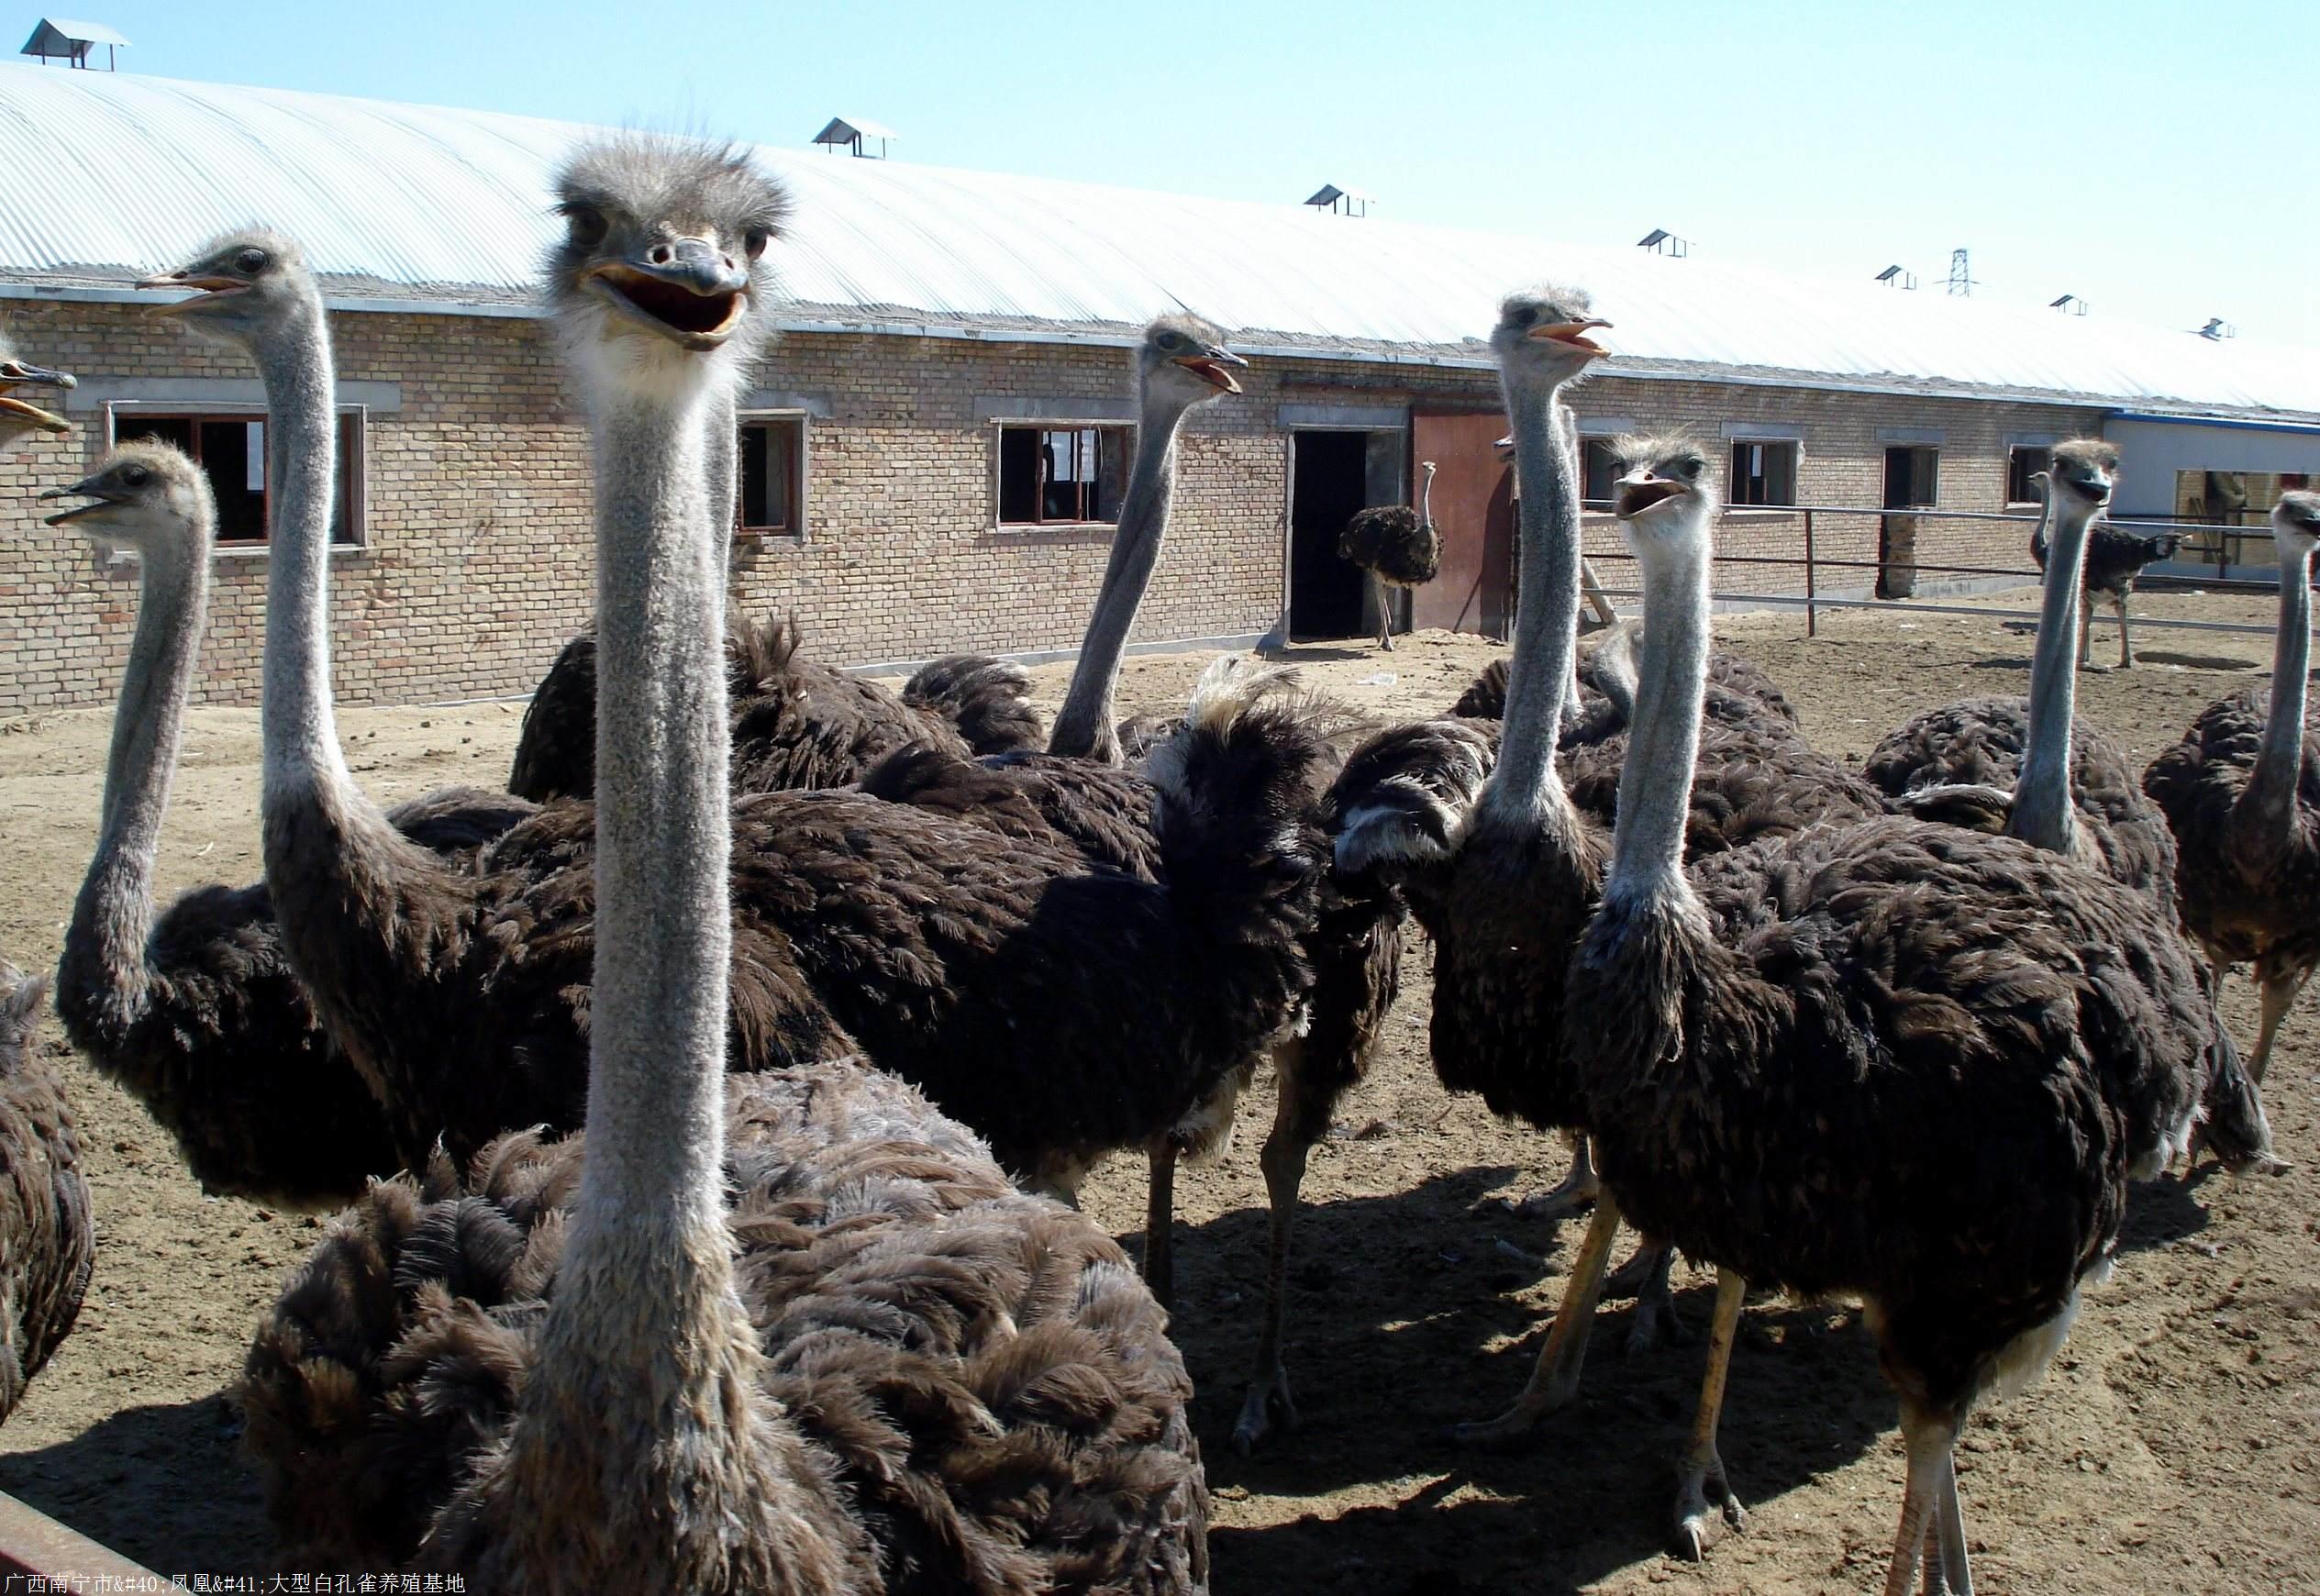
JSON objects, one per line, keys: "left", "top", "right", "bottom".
{"left": 1, "top": 591, "right": 2315, "bottom": 1592}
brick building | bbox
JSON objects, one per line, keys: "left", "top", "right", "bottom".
{"left": 3, "top": 62, "right": 2316, "bottom": 717}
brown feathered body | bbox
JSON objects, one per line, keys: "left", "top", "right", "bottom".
{"left": 506, "top": 615, "right": 1040, "bottom": 802}
{"left": 242, "top": 1060, "right": 1208, "bottom": 1591}
{"left": 2142, "top": 682, "right": 2320, "bottom": 986}
{"left": 57, "top": 788, "right": 533, "bottom": 1209}
{"left": 1451, "top": 646, "right": 1799, "bottom": 733}
{"left": 1864, "top": 695, "right": 2177, "bottom": 906}
{"left": 271, "top": 684, "right": 1323, "bottom": 1192}
{"left": 0, "top": 967, "right": 91, "bottom": 1424}
{"left": 1571, "top": 815, "right": 2271, "bottom": 1424}
{"left": 1337, "top": 504, "right": 1440, "bottom": 588}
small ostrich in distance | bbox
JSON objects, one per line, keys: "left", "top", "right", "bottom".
{"left": 242, "top": 133, "right": 1208, "bottom": 1590}
{"left": 2144, "top": 491, "right": 2320, "bottom": 1085}
{"left": 1338, "top": 460, "right": 1440, "bottom": 650}
{"left": 2026, "top": 442, "right": 2181, "bottom": 670}
{"left": 1550, "top": 432, "right": 2273, "bottom": 1584}
{"left": 0, "top": 963, "right": 90, "bottom": 1426}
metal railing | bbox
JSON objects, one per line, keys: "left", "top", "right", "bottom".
{"left": 1572, "top": 502, "right": 2292, "bottom": 640}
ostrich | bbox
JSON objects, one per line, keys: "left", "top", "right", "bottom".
{"left": 144, "top": 159, "right": 1322, "bottom": 1225}
{"left": 1866, "top": 442, "right": 2178, "bottom": 905}
{"left": 241, "top": 137, "right": 1207, "bottom": 1590}
{"left": 1338, "top": 460, "right": 1440, "bottom": 650}
{"left": 0, "top": 340, "right": 72, "bottom": 451}
{"left": 2144, "top": 490, "right": 2320, "bottom": 1085}
{"left": 39, "top": 443, "right": 511, "bottom": 1208}
{"left": 0, "top": 963, "right": 90, "bottom": 1425}
{"left": 1542, "top": 432, "right": 2273, "bottom": 1583}
{"left": 505, "top": 613, "right": 1043, "bottom": 801}
{"left": 2034, "top": 506, "right": 2183, "bottom": 673}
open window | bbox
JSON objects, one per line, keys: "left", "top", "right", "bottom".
{"left": 997, "top": 424, "right": 1130, "bottom": 526}
{"left": 1580, "top": 438, "right": 1620, "bottom": 507}
{"left": 108, "top": 408, "right": 365, "bottom": 545}
{"left": 2005, "top": 445, "right": 2051, "bottom": 506}
{"left": 736, "top": 415, "right": 805, "bottom": 537}
{"left": 1728, "top": 439, "right": 1799, "bottom": 507}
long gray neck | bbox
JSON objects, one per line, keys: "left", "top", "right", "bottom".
{"left": 1048, "top": 396, "right": 1193, "bottom": 761}
{"left": 2234, "top": 538, "right": 2314, "bottom": 864}
{"left": 63, "top": 531, "right": 210, "bottom": 1030}
{"left": 2009, "top": 490, "right": 2098, "bottom": 855}
{"left": 1604, "top": 517, "right": 1711, "bottom": 910}
{"left": 526, "top": 348, "right": 761, "bottom": 1526}
{"left": 255, "top": 293, "right": 354, "bottom": 804}
{"left": 1476, "top": 380, "right": 1581, "bottom": 826}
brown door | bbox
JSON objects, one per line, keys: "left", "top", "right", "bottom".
{"left": 1411, "top": 411, "right": 1517, "bottom": 637}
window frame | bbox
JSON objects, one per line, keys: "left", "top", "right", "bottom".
{"left": 992, "top": 419, "right": 1136, "bottom": 529}
{"left": 1726, "top": 438, "right": 1801, "bottom": 508}
{"left": 102, "top": 400, "right": 368, "bottom": 551}
{"left": 1579, "top": 438, "right": 1621, "bottom": 509}
{"left": 2004, "top": 445, "right": 2052, "bottom": 508}
{"left": 734, "top": 410, "right": 808, "bottom": 539}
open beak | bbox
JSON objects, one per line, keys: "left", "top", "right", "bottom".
{"left": 583, "top": 238, "right": 751, "bottom": 350}
{"left": 1172, "top": 345, "right": 1248, "bottom": 394}
{"left": 1529, "top": 317, "right": 1613, "bottom": 357}
{"left": 137, "top": 271, "right": 248, "bottom": 314}
{"left": 1615, "top": 469, "right": 1684, "bottom": 517}
{"left": 38, "top": 475, "right": 121, "bottom": 525}
{"left": 0, "top": 358, "right": 74, "bottom": 433}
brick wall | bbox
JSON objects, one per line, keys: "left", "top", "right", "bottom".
{"left": 0, "top": 296, "right": 2107, "bottom": 717}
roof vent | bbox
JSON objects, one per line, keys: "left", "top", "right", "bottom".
{"left": 1874, "top": 264, "right": 1917, "bottom": 290}
{"left": 2049, "top": 294, "right": 2089, "bottom": 316}
{"left": 2194, "top": 317, "right": 2236, "bottom": 340}
{"left": 1637, "top": 228, "right": 1689, "bottom": 257}
{"left": 20, "top": 17, "right": 128, "bottom": 69}
{"left": 812, "top": 117, "right": 897, "bottom": 159}
{"left": 1304, "top": 183, "right": 1374, "bottom": 217}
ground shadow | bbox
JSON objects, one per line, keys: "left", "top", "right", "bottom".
{"left": 0, "top": 1393, "right": 270, "bottom": 1575}
{"left": 1266, "top": 643, "right": 1386, "bottom": 665}
{"left": 2128, "top": 649, "right": 2264, "bottom": 672}
{"left": 1128, "top": 1174, "right": 1899, "bottom": 1591}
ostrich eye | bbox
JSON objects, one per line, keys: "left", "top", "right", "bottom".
{"left": 742, "top": 227, "right": 771, "bottom": 260}
{"left": 236, "top": 248, "right": 268, "bottom": 274}
{"left": 1157, "top": 331, "right": 1183, "bottom": 350}
{"left": 564, "top": 206, "right": 609, "bottom": 249}
{"left": 1513, "top": 305, "right": 1538, "bottom": 327}
{"left": 122, "top": 465, "right": 150, "bottom": 486}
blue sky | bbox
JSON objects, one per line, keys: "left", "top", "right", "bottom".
{"left": 40, "top": 0, "right": 2318, "bottom": 342}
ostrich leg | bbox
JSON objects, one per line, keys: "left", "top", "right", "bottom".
{"left": 1609, "top": 1239, "right": 1686, "bottom": 1353}
{"left": 2249, "top": 955, "right": 2311, "bottom": 1085}
{"left": 1882, "top": 1404, "right": 1968, "bottom": 1596}
{"left": 1672, "top": 1269, "right": 1748, "bottom": 1559}
{"left": 1515, "top": 1127, "right": 1600, "bottom": 1220}
{"left": 1376, "top": 572, "right": 1394, "bottom": 651}
{"left": 1451, "top": 1194, "right": 1622, "bottom": 1445}
{"left": 2115, "top": 595, "right": 2135, "bottom": 669}
{"left": 1143, "top": 1142, "right": 1178, "bottom": 1306}
{"left": 1233, "top": 1080, "right": 1314, "bottom": 1454}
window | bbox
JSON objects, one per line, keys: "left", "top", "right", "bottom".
{"left": 736, "top": 416, "right": 804, "bottom": 536}
{"left": 1581, "top": 438, "right": 1620, "bottom": 506}
{"left": 110, "top": 410, "right": 363, "bottom": 545}
{"left": 1728, "top": 439, "right": 1799, "bottom": 507}
{"left": 1883, "top": 445, "right": 1939, "bottom": 509}
{"left": 2005, "top": 446, "right": 2051, "bottom": 505}
{"left": 997, "top": 425, "right": 1130, "bottom": 526}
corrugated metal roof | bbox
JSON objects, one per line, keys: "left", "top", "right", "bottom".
{"left": 1, "top": 61, "right": 2314, "bottom": 422}
{"left": 20, "top": 18, "right": 130, "bottom": 52}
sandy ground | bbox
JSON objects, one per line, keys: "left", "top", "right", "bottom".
{"left": 2, "top": 588, "right": 2316, "bottom": 1592}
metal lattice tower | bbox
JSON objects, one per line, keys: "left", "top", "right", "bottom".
{"left": 1946, "top": 248, "right": 1974, "bottom": 297}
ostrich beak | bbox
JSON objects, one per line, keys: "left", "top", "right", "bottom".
{"left": 38, "top": 474, "right": 124, "bottom": 524}
{"left": 0, "top": 359, "right": 74, "bottom": 432}
{"left": 1172, "top": 346, "right": 1248, "bottom": 394}
{"left": 0, "top": 359, "right": 73, "bottom": 390}
{"left": 1614, "top": 468, "right": 1684, "bottom": 517}
{"left": 583, "top": 237, "right": 750, "bottom": 349}
{"left": 1530, "top": 318, "right": 1613, "bottom": 356}
{"left": 0, "top": 395, "right": 69, "bottom": 433}
{"left": 137, "top": 272, "right": 249, "bottom": 313}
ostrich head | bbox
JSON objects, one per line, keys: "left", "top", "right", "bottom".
{"left": 2048, "top": 438, "right": 2119, "bottom": 508}
{"left": 136, "top": 229, "right": 316, "bottom": 346}
{"left": 2274, "top": 490, "right": 2320, "bottom": 563}
{"left": 1490, "top": 284, "right": 1611, "bottom": 386}
{"left": 39, "top": 441, "right": 215, "bottom": 559}
{"left": 0, "top": 336, "right": 73, "bottom": 450}
{"left": 1138, "top": 314, "right": 1246, "bottom": 412}
{"left": 1611, "top": 433, "right": 1719, "bottom": 551}
{"left": 545, "top": 137, "right": 789, "bottom": 395}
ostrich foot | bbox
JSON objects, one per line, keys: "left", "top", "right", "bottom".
{"left": 1672, "top": 1451, "right": 1747, "bottom": 1561}
{"left": 2076, "top": 660, "right": 2112, "bottom": 674}
{"left": 1232, "top": 1368, "right": 1297, "bottom": 1455}
{"left": 1512, "top": 1166, "right": 1599, "bottom": 1223}
{"left": 1448, "top": 1200, "right": 1619, "bottom": 1447}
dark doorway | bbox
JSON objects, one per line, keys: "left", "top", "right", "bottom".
{"left": 1878, "top": 445, "right": 1939, "bottom": 598}
{"left": 1288, "top": 430, "right": 1371, "bottom": 640}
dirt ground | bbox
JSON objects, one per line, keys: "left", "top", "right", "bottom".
{"left": 3, "top": 588, "right": 2316, "bottom": 1592}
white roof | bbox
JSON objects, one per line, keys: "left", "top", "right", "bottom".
{"left": 2, "top": 61, "right": 2314, "bottom": 422}
{"left": 20, "top": 17, "right": 129, "bottom": 50}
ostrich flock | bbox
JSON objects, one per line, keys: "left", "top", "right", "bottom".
{"left": 0, "top": 134, "right": 2312, "bottom": 1594}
